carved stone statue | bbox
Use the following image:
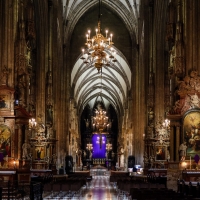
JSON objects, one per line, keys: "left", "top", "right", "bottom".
{"left": 167, "top": 150, "right": 170, "bottom": 161}
{"left": 85, "top": 119, "right": 90, "bottom": 128}
{"left": 44, "top": 156, "right": 50, "bottom": 169}
{"left": 111, "top": 151, "right": 115, "bottom": 159}
{"left": 189, "top": 93, "right": 200, "bottom": 108}
{"left": 143, "top": 152, "right": 149, "bottom": 167}
{"left": 60, "top": 149, "right": 66, "bottom": 166}
{"left": 52, "top": 154, "right": 57, "bottom": 165}
{"left": 149, "top": 156, "right": 154, "bottom": 168}
{"left": 83, "top": 150, "right": 86, "bottom": 159}
{"left": 179, "top": 142, "right": 187, "bottom": 161}
{"left": 22, "top": 142, "right": 31, "bottom": 159}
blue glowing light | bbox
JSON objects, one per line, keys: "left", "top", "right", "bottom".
{"left": 92, "top": 134, "right": 106, "bottom": 158}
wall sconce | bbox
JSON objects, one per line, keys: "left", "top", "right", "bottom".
{"left": 106, "top": 143, "right": 112, "bottom": 151}
{"left": 86, "top": 143, "right": 93, "bottom": 151}
{"left": 29, "top": 118, "right": 37, "bottom": 129}
{"left": 13, "top": 160, "right": 16, "bottom": 169}
{"left": 181, "top": 161, "right": 187, "bottom": 170}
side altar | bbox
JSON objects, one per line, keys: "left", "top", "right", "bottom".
{"left": 26, "top": 117, "right": 57, "bottom": 172}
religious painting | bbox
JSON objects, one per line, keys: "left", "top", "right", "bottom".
{"left": 0, "top": 125, "right": 11, "bottom": 160}
{"left": 155, "top": 145, "right": 166, "bottom": 161}
{"left": 183, "top": 110, "right": 200, "bottom": 158}
{"left": 0, "top": 96, "right": 7, "bottom": 109}
{"left": 34, "top": 146, "right": 45, "bottom": 160}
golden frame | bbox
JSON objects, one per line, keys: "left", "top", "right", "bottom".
{"left": 155, "top": 145, "right": 167, "bottom": 161}
{"left": 183, "top": 109, "right": 200, "bottom": 158}
{"left": 34, "top": 145, "right": 46, "bottom": 160}
{"left": 0, "top": 124, "right": 11, "bottom": 158}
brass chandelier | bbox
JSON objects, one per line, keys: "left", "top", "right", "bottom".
{"left": 92, "top": 104, "right": 109, "bottom": 134}
{"left": 81, "top": 0, "right": 116, "bottom": 73}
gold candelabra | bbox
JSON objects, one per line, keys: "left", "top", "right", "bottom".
{"left": 80, "top": 0, "right": 116, "bottom": 73}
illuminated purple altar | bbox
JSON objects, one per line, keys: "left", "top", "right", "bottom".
{"left": 92, "top": 134, "right": 106, "bottom": 159}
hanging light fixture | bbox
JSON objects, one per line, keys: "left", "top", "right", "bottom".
{"left": 80, "top": 0, "right": 116, "bottom": 73}
{"left": 92, "top": 103, "right": 109, "bottom": 148}
{"left": 92, "top": 104, "right": 109, "bottom": 134}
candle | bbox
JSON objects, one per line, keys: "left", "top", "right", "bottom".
{"left": 110, "top": 33, "right": 113, "bottom": 42}
{"left": 190, "top": 156, "right": 191, "bottom": 169}
{"left": 106, "top": 30, "right": 108, "bottom": 38}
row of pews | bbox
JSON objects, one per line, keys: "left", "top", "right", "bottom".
{"left": 129, "top": 188, "right": 181, "bottom": 200}
{"left": 0, "top": 180, "right": 44, "bottom": 200}
{"left": 43, "top": 176, "right": 89, "bottom": 199}
{"left": 177, "top": 179, "right": 200, "bottom": 199}
{"left": 110, "top": 171, "right": 193, "bottom": 200}
{"left": 0, "top": 171, "right": 92, "bottom": 199}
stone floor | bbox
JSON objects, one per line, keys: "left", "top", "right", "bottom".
{"left": 43, "top": 170, "right": 131, "bottom": 200}
{"left": 81, "top": 175, "right": 118, "bottom": 200}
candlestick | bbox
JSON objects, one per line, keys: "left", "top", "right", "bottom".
{"left": 190, "top": 156, "right": 191, "bottom": 170}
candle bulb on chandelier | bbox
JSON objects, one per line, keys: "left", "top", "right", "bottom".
{"left": 80, "top": 0, "right": 115, "bottom": 72}
{"left": 106, "top": 30, "right": 108, "bottom": 38}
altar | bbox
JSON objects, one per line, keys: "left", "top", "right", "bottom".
{"left": 0, "top": 170, "right": 17, "bottom": 181}
{"left": 182, "top": 170, "right": 200, "bottom": 181}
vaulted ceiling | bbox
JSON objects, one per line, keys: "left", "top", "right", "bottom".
{"left": 63, "top": 0, "right": 141, "bottom": 117}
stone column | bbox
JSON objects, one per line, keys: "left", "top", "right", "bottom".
{"left": 18, "top": 125, "right": 22, "bottom": 159}
{"left": 170, "top": 126, "right": 174, "bottom": 161}
{"left": 176, "top": 125, "right": 180, "bottom": 162}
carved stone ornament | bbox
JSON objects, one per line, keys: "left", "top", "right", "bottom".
{"left": 0, "top": 66, "right": 10, "bottom": 86}
{"left": 0, "top": 85, "right": 15, "bottom": 116}
{"left": 169, "top": 71, "right": 200, "bottom": 115}
{"left": 153, "top": 117, "right": 170, "bottom": 146}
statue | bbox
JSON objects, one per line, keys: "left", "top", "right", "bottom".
{"left": 29, "top": 153, "right": 33, "bottom": 169}
{"left": 143, "top": 152, "right": 149, "bottom": 167}
{"left": 179, "top": 142, "right": 187, "bottom": 161}
{"left": 189, "top": 93, "right": 200, "bottom": 108}
{"left": 60, "top": 149, "right": 66, "bottom": 166}
{"left": 120, "top": 147, "right": 125, "bottom": 167}
{"left": 167, "top": 150, "right": 170, "bottom": 161}
{"left": 22, "top": 142, "right": 31, "bottom": 159}
{"left": 18, "top": 71, "right": 27, "bottom": 107}
{"left": 148, "top": 107, "right": 154, "bottom": 121}
{"left": 37, "top": 148, "right": 41, "bottom": 159}
{"left": 149, "top": 156, "right": 154, "bottom": 168}
{"left": 111, "top": 151, "right": 115, "bottom": 159}
{"left": 52, "top": 154, "right": 57, "bottom": 165}
{"left": 44, "top": 156, "right": 50, "bottom": 169}
{"left": 84, "top": 119, "right": 90, "bottom": 128}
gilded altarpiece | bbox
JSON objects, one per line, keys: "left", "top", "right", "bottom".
{"left": 0, "top": 85, "right": 15, "bottom": 164}
{"left": 183, "top": 110, "right": 200, "bottom": 158}
{"left": 168, "top": 70, "right": 200, "bottom": 162}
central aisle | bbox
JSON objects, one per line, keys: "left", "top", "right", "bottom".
{"left": 81, "top": 175, "right": 118, "bottom": 200}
